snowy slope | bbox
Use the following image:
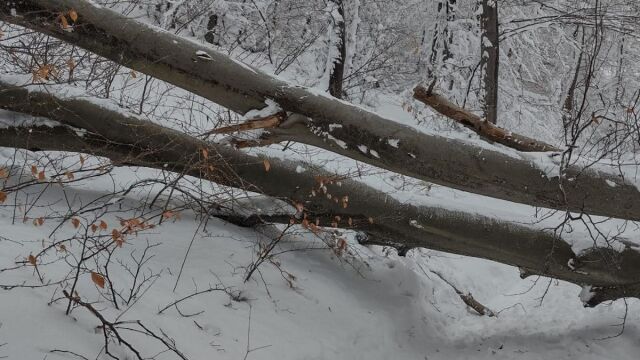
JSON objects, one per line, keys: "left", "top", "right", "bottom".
{"left": 0, "top": 155, "right": 638, "bottom": 360}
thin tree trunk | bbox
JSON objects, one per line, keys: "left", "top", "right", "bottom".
{"left": 328, "top": 0, "right": 346, "bottom": 99}
{"left": 480, "top": 0, "right": 499, "bottom": 124}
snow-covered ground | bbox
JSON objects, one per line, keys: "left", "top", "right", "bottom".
{"left": 0, "top": 154, "right": 638, "bottom": 360}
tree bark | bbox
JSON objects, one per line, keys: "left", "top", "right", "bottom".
{"left": 1, "top": 80, "right": 640, "bottom": 306}
{"left": 480, "top": 0, "right": 499, "bottom": 124}
{"left": 2, "top": 1, "right": 640, "bottom": 223}
{"left": 328, "top": 0, "right": 346, "bottom": 99}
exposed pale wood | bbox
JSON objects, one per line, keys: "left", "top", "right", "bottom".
{"left": 203, "top": 112, "right": 287, "bottom": 136}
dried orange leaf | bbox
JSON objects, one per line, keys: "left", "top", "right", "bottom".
{"left": 66, "top": 58, "right": 75, "bottom": 72}
{"left": 59, "top": 14, "right": 69, "bottom": 29}
{"left": 37, "top": 170, "right": 46, "bottom": 181}
{"left": 0, "top": 191, "right": 6, "bottom": 204}
{"left": 91, "top": 272, "right": 105, "bottom": 289}
{"left": 130, "top": 70, "right": 137, "bottom": 78}
{"left": 90, "top": 223, "right": 98, "bottom": 233}
{"left": 0, "top": 167, "right": 7, "bottom": 179}
{"left": 28, "top": 254, "right": 37, "bottom": 266}
{"left": 65, "top": 171, "right": 75, "bottom": 180}
{"left": 201, "top": 148, "right": 208, "bottom": 159}
{"left": 99, "top": 220, "right": 108, "bottom": 230}
{"left": 263, "top": 159, "right": 271, "bottom": 172}
{"left": 71, "top": 217, "right": 80, "bottom": 229}
{"left": 31, "top": 165, "right": 38, "bottom": 176}
{"left": 68, "top": 9, "right": 78, "bottom": 22}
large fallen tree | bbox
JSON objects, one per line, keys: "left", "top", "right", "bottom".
{"left": 1, "top": 79, "right": 640, "bottom": 307}
{"left": 2, "top": 0, "right": 640, "bottom": 223}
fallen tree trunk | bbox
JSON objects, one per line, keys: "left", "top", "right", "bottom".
{"left": 1, "top": 80, "right": 640, "bottom": 306}
{"left": 2, "top": 0, "right": 640, "bottom": 223}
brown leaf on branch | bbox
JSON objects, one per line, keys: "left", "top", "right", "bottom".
{"left": 68, "top": 9, "right": 78, "bottom": 22}
{"left": 91, "top": 272, "right": 105, "bottom": 289}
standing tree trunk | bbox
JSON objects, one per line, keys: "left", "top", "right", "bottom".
{"left": 427, "top": 0, "right": 457, "bottom": 88}
{"left": 328, "top": 0, "right": 347, "bottom": 99}
{"left": 480, "top": 0, "right": 499, "bottom": 124}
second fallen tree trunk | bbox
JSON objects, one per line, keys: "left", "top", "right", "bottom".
{"left": 1, "top": 80, "right": 640, "bottom": 307}
{"left": 2, "top": 0, "right": 640, "bottom": 223}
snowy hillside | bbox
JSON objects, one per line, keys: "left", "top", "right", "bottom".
{"left": 0, "top": 150, "right": 637, "bottom": 360}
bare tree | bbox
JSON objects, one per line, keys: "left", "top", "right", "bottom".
{"left": 479, "top": 0, "right": 499, "bottom": 124}
{"left": 328, "top": 0, "right": 346, "bottom": 98}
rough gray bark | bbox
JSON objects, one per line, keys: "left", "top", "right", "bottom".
{"left": 480, "top": 0, "right": 499, "bottom": 124}
{"left": 2, "top": 0, "right": 640, "bottom": 223}
{"left": 328, "top": 0, "right": 346, "bottom": 99}
{"left": 1, "top": 80, "right": 640, "bottom": 306}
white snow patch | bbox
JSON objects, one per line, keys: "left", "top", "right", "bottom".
{"left": 326, "top": 134, "right": 348, "bottom": 149}
{"left": 409, "top": 220, "right": 424, "bottom": 229}
{"left": 579, "top": 285, "right": 595, "bottom": 305}
{"left": 195, "top": 50, "right": 214, "bottom": 61}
